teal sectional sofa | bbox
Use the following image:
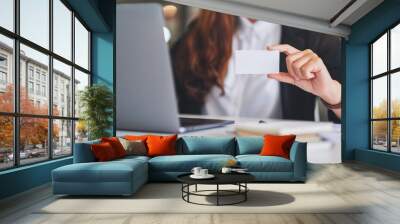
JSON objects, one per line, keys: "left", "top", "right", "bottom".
{"left": 52, "top": 136, "right": 307, "bottom": 196}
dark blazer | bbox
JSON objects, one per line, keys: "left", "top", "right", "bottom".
{"left": 172, "top": 26, "right": 342, "bottom": 123}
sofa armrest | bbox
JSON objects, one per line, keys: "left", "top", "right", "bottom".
{"left": 289, "top": 142, "right": 307, "bottom": 181}
{"left": 73, "top": 140, "right": 100, "bottom": 163}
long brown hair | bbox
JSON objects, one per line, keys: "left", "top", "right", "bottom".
{"left": 171, "top": 10, "right": 239, "bottom": 105}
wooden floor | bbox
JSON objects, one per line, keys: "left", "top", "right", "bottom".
{"left": 1, "top": 162, "right": 400, "bottom": 224}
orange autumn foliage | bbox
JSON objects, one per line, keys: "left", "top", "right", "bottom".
{"left": 0, "top": 85, "right": 59, "bottom": 149}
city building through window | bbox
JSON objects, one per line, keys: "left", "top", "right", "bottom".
{"left": 0, "top": 0, "right": 91, "bottom": 170}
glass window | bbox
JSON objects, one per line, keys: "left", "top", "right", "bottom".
{"left": 74, "top": 18, "right": 89, "bottom": 70}
{"left": 74, "top": 69, "right": 89, "bottom": 118}
{"left": 372, "top": 33, "right": 387, "bottom": 76}
{"left": 41, "top": 85, "right": 46, "bottom": 96}
{"left": 53, "top": 59, "right": 72, "bottom": 117}
{"left": 0, "top": 55, "right": 7, "bottom": 67}
{"left": 53, "top": 119, "right": 72, "bottom": 158}
{"left": 0, "top": 0, "right": 14, "bottom": 31}
{"left": 0, "top": 35, "right": 14, "bottom": 113}
{"left": 36, "top": 84, "right": 40, "bottom": 95}
{"left": 371, "top": 24, "right": 400, "bottom": 154}
{"left": 372, "top": 76, "right": 387, "bottom": 119}
{"left": 28, "top": 67, "right": 34, "bottom": 79}
{"left": 75, "top": 120, "right": 88, "bottom": 143}
{"left": 391, "top": 72, "right": 400, "bottom": 118}
{"left": 372, "top": 121, "right": 388, "bottom": 151}
{"left": 20, "top": 0, "right": 49, "bottom": 49}
{"left": 391, "top": 24, "right": 400, "bottom": 70}
{"left": 53, "top": 0, "right": 72, "bottom": 60}
{"left": 19, "top": 117, "right": 49, "bottom": 165}
{"left": 0, "top": 116, "right": 14, "bottom": 169}
{"left": 0, "top": 71, "right": 7, "bottom": 83}
{"left": 0, "top": 0, "right": 92, "bottom": 170}
{"left": 20, "top": 44, "right": 49, "bottom": 115}
{"left": 391, "top": 120, "right": 400, "bottom": 153}
{"left": 28, "top": 81, "right": 34, "bottom": 94}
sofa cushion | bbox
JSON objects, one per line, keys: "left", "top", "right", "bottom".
{"left": 236, "top": 137, "right": 263, "bottom": 155}
{"left": 101, "top": 137, "right": 127, "bottom": 158}
{"left": 178, "top": 136, "right": 236, "bottom": 155}
{"left": 91, "top": 142, "right": 118, "bottom": 162}
{"left": 260, "top": 134, "right": 296, "bottom": 159}
{"left": 118, "top": 138, "right": 147, "bottom": 156}
{"left": 149, "top": 154, "right": 235, "bottom": 172}
{"left": 53, "top": 158, "right": 147, "bottom": 183}
{"left": 147, "top": 135, "right": 177, "bottom": 157}
{"left": 236, "top": 155, "right": 293, "bottom": 172}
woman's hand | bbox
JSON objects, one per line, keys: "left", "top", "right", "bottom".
{"left": 267, "top": 44, "right": 341, "bottom": 118}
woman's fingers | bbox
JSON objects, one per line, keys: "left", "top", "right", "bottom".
{"left": 301, "top": 56, "right": 323, "bottom": 78}
{"left": 268, "top": 44, "right": 300, "bottom": 55}
{"left": 267, "top": 72, "right": 295, "bottom": 85}
{"left": 285, "top": 50, "right": 311, "bottom": 80}
{"left": 292, "top": 52, "right": 315, "bottom": 79}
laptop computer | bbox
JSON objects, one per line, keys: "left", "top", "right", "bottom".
{"left": 116, "top": 3, "right": 233, "bottom": 133}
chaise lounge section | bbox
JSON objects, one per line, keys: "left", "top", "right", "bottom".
{"left": 52, "top": 136, "right": 307, "bottom": 196}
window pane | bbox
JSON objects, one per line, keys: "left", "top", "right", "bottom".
{"left": 75, "top": 120, "right": 88, "bottom": 143}
{"left": 74, "top": 69, "right": 89, "bottom": 117}
{"left": 20, "top": 117, "right": 49, "bottom": 165}
{"left": 0, "top": 0, "right": 14, "bottom": 31}
{"left": 391, "top": 24, "right": 400, "bottom": 70}
{"left": 0, "top": 116, "right": 13, "bottom": 170}
{"left": 20, "top": 0, "right": 49, "bottom": 49}
{"left": 372, "top": 121, "right": 388, "bottom": 151}
{"left": 53, "top": 59, "right": 72, "bottom": 117}
{"left": 53, "top": 119, "right": 72, "bottom": 158}
{"left": 74, "top": 18, "right": 89, "bottom": 70}
{"left": 372, "top": 33, "right": 387, "bottom": 76}
{"left": 372, "top": 76, "right": 387, "bottom": 119}
{"left": 0, "top": 35, "right": 14, "bottom": 112}
{"left": 391, "top": 72, "right": 400, "bottom": 118}
{"left": 53, "top": 0, "right": 72, "bottom": 60}
{"left": 391, "top": 120, "right": 400, "bottom": 153}
{"left": 20, "top": 44, "right": 49, "bottom": 115}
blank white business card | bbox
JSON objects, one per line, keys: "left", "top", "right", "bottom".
{"left": 234, "top": 50, "right": 280, "bottom": 75}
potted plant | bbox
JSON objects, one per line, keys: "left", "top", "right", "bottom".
{"left": 79, "top": 84, "right": 113, "bottom": 140}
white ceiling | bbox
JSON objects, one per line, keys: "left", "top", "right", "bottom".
{"left": 117, "top": 0, "right": 384, "bottom": 37}
{"left": 165, "top": 0, "right": 384, "bottom": 37}
{"left": 223, "top": 0, "right": 352, "bottom": 21}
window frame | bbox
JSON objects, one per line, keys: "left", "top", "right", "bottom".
{"left": 370, "top": 20, "right": 400, "bottom": 154}
{"left": 0, "top": 0, "right": 92, "bottom": 171}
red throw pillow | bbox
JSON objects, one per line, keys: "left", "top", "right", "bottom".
{"left": 91, "top": 142, "right": 118, "bottom": 161}
{"left": 146, "top": 135, "right": 177, "bottom": 157}
{"left": 260, "top": 134, "right": 296, "bottom": 159}
{"left": 101, "top": 137, "right": 127, "bottom": 158}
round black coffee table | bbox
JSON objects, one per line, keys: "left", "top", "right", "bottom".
{"left": 177, "top": 173, "right": 255, "bottom": 206}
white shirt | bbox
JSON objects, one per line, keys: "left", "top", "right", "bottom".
{"left": 204, "top": 18, "right": 282, "bottom": 119}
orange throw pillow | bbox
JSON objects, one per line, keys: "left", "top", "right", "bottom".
{"left": 260, "top": 134, "right": 296, "bottom": 159}
{"left": 146, "top": 135, "right": 177, "bottom": 157}
{"left": 101, "top": 137, "right": 127, "bottom": 158}
{"left": 91, "top": 142, "right": 117, "bottom": 162}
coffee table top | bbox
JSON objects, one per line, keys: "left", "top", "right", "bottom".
{"left": 177, "top": 173, "right": 255, "bottom": 185}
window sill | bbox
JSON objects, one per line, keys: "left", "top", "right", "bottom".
{"left": 0, "top": 156, "right": 72, "bottom": 176}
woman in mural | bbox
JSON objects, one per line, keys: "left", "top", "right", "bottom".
{"left": 171, "top": 10, "right": 342, "bottom": 121}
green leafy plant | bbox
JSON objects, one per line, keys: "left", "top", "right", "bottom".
{"left": 79, "top": 84, "right": 113, "bottom": 140}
